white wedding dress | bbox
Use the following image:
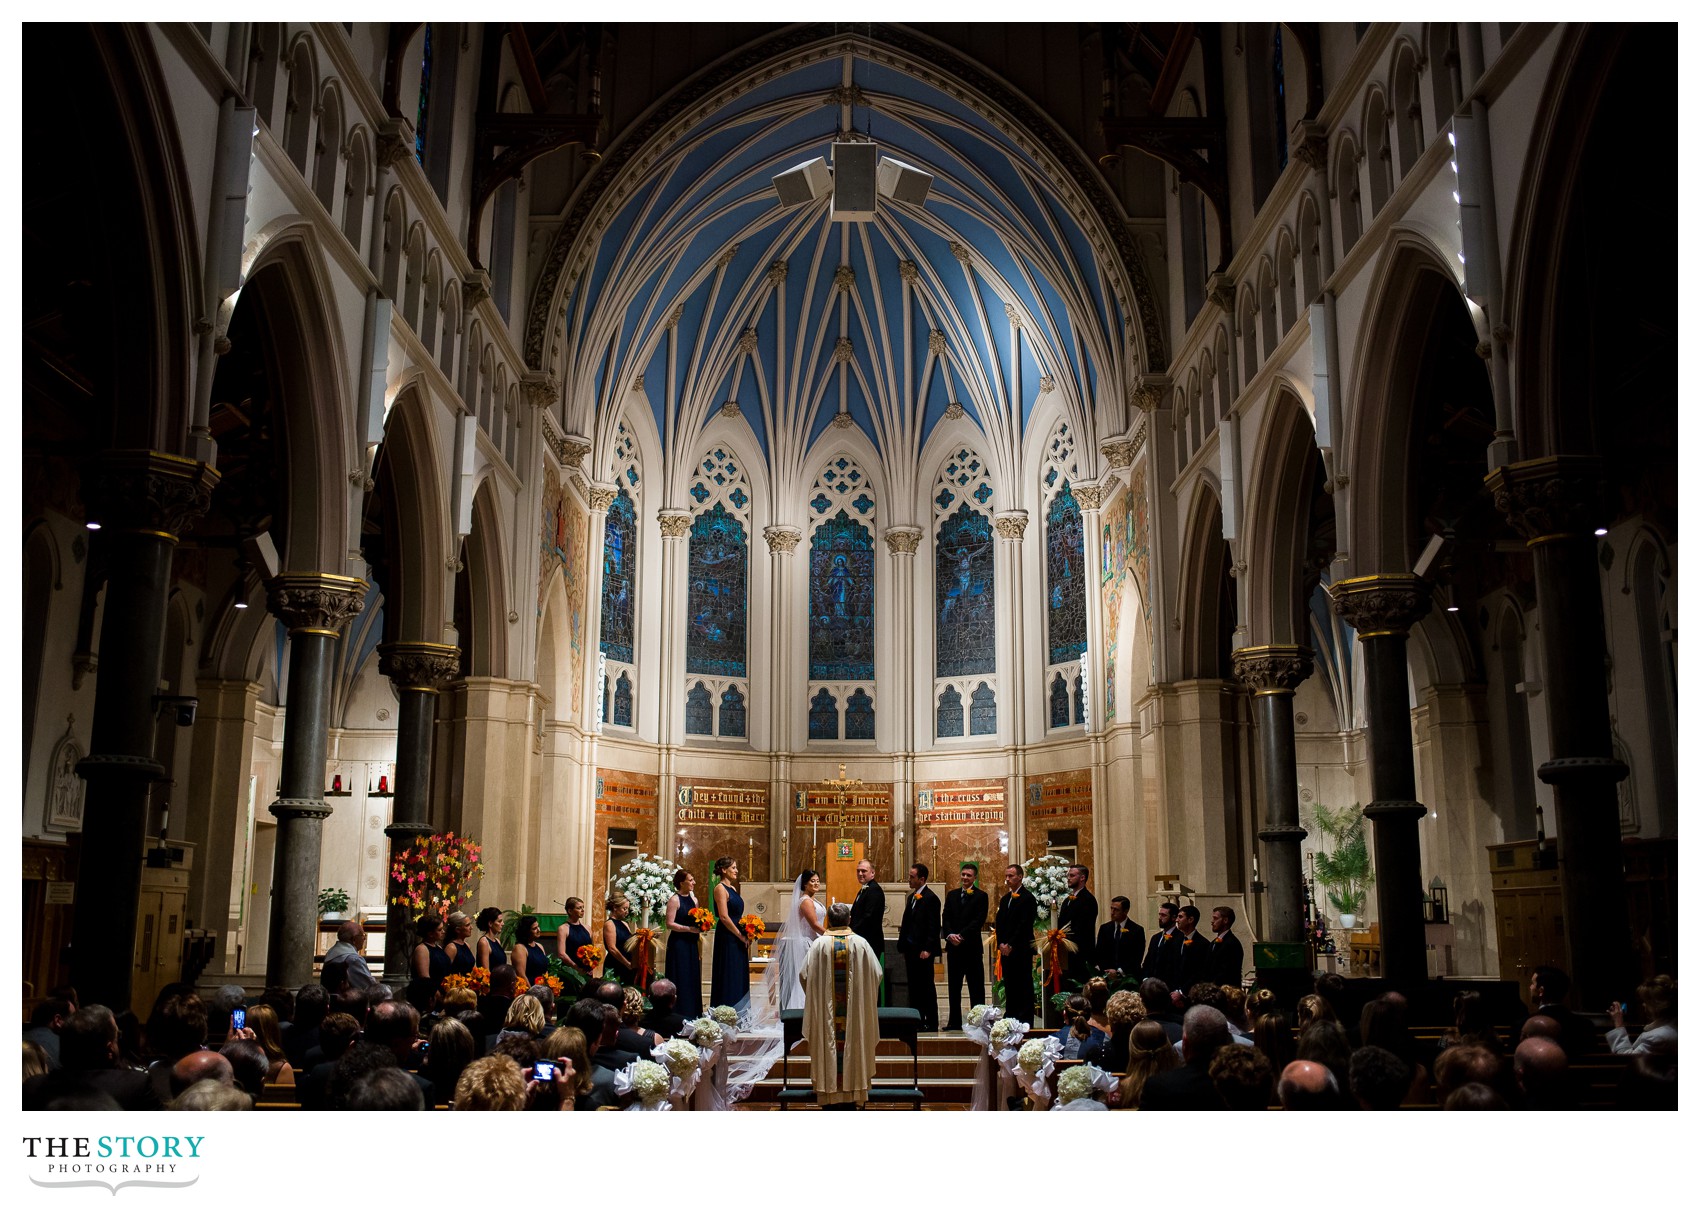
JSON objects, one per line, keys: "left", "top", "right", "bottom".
{"left": 723, "top": 874, "right": 824, "bottom": 1100}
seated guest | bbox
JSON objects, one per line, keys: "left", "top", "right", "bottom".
{"left": 1116, "top": 1019, "right": 1181, "bottom": 1109}
{"left": 1054, "top": 994, "right": 1100, "bottom": 1059}
{"left": 246, "top": 1003, "right": 293, "bottom": 1083}
{"left": 1082, "top": 978, "right": 1114, "bottom": 1037}
{"left": 24, "top": 998, "right": 73, "bottom": 1070}
{"left": 1514, "top": 1036, "right": 1575, "bottom": 1110}
{"left": 1253, "top": 1010, "right": 1297, "bottom": 1076}
{"left": 171, "top": 1080, "right": 251, "bottom": 1111}
{"left": 1313, "top": 972, "right": 1351, "bottom": 1036}
{"left": 1433, "top": 1043, "right": 1503, "bottom": 1105}
{"left": 1349, "top": 1045, "right": 1412, "bottom": 1110}
{"left": 1531, "top": 964, "right": 1603, "bottom": 1059}
{"left": 220, "top": 1038, "right": 270, "bottom": 1098}
{"left": 295, "top": 1012, "right": 361, "bottom": 1110}
{"left": 452, "top": 1055, "right": 528, "bottom": 1110}
{"left": 171, "top": 1050, "right": 235, "bottom": 1097}
{"left": 564, "top": 999, "right": 627, "bottom": 1108}
{"left": 1444, "top": 989, "right": 1504, "bottom": 1055}
{"left": 498, "top": 995, "right": 548, "bottom": 1046}
{"left": 318, "top": 959, "right": 352, "bottom": 998}
{"left": 479, "top": 964, "right": 518, "bottom": 1034}
{"left": 325, "top": 921, "right": 376, "bottom": 991}
{"left": 1277, "top": 1060, "right": 1343, "bottom": 1110}
{"left": 455, "top": 1009, "right": 488, "bottom": 1058}
{"left": 540, "top": 1027, "right": 595, "bottom": 1110}
{"left": 617, "top": 986, "right": 661, "bottom": 1055}
{"left": 1139, "top": 1005, "right": 1231, "bottom": 1110}
{"left": 1177, "top": 983, "right": 1246, "bottom": 1050}
{"left": 1209, "top": 1043, "right": 1274, "bottom": 1110}
{"left": 257, "top": 985, "right": 295, "bottom": 1026}
{"left": 1244, "top": 986, "right": 1277, "bottom": 1022}
{"left": 324, "top": 1042, "right": 401, "bottom": 1111}
{"left": 426, "top": 987, "right": 479, "bottom": 1038}
{"left": 1138, "top": 978, "right": 1183, "bottom": 1043}
{"left": 1360, "top": 991, "right": 1431, "bottom": 1095}
{"left": 490, "top": 1035, "right": 542, "bottom": 1074}
{"left": 1443, "top": 1082, "right": 1508, "bottom": 1110}
{"left": 523, "top": 982, "right": 557, "bottom": 1030}
{"left": 23, "top": 1006, "right": 161, "bottom": 1111}
{"left": 283, "top": 984, "right": 328, "bottom": 1068}
{"left": 640, "top": 979, "right": 687, "bottom": 1039}
{"left": 366, "top": 999, "right": 433, "bottom": 1105}
{"left": 22, "top": 1040, "right": 50, "bottom": 1082}
{"left": 1521, "top": 1014, "right": 1563, "bottom": 1042}
{"left": 1296, "top": 1020, "right": 1352, "bottom": 1092}
{"left": 1220, "top": 986, "right": 1252, "bottom": 1043}
{"left": 204, "top": 984, "right": 248, "bottom": 1045}
{"left": 424, "top": 1018, "right": 477, "bottom": 1100}
{"left": 1083, "top": 990, "right": 1145, "bottom": 1071}
{"left": 348, "top": 1067, "right": 425, "bottom": 1110}
{"left": 1294, "top": 993, "right": 1335, "bottom": 1032}
{"left": 1608, "top": 974, "right": 1676, "bottom": 1057}
{"left": 144, "top": 991, "right": 210, "bottom": 1106}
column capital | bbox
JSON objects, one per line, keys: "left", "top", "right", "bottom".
{"left": 1073, "top": 481, "right": 1109, "bottom": 512}
{"left": 763, "top": 525, "right": 803, "bottom": 554}
{"left": 521, "top": 372, "right": 559, "bottom": 411}
{"left": 1329, "top": 574, "right": 1431, "bottom": 637}
{"left": 1485, "top": 455, "right": 1612, "bottom": 544}
{"left": 1290, "top": 119, "right": 1330, "bottom": 170}
{"left": 462, "top": 268, "right": 493, "bottom": 311}
{"left": 85, "top": 449, "right": 220, "bottom": 540}
{"left": 993, "top": 510, "right": 1028, "bottom": 542}
{"left": 557, "top": 434, "right": 591, "bottom": 471}
{"left": 267, "top": 573, "right": 368, "bottom": 634}
{"left": 1206, "top": 271, "right": 1236, "bottom": 315}
{"left": 375, "top": 117, "right": 417, "bottom": 169}
{"left": 657, "top": 509, "right": 693, "bottom": 539}
{"left": 1232, "top": 644, "right": 1315, "bottom": 694}
{"left": 1100, "top": 436, "right": 1138, "bottom": 469}
{"left": 377, "top": 641, "right": 462, "bottom": 691}
{"left": 587, "top": 482, "right": 619, "bottom": 513}
{"left": 1131, "top": 374, "right": 1171, "bottom": 412}
{"left": 882, "top": 526, "right": 922, "bottom": 555}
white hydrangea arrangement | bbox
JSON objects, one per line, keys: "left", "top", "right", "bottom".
{"left": 612, "top": 852, "right": 677, "bottom": 928}
{"left": 1022, "top": 854, "right": 1073, "bottom": 920}
{"left": 620, "top": 1058, "right": 673, "bottom": 1110}
{"left": 685, "top": 1017, "right": 724, "bottom": 1049}
{"left": 656, "top": 1037, "right": 701, "bottom": 1079}
{"left": 709, "top": 1004, "right": 741, "bottom": 1026}
{"left": 989, "top": 1016, "right": 1027, "bottom": 1052}
{"left": 1054, "top": 1062, "right": 1114, "bottom": 1108}
{"left": 965, "top": 1003, "right": 1000, "bottom": 1029}
{"left": 1016, "top": 1037, "right": 1050, "bottom": 1075}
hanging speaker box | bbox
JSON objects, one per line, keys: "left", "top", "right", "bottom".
{"left": 877, "top": 156, "right": 933, "bottom": 205}
{"left": 773, "top": 156, "right": 830, "bottom": 207}
{"left": 830, "top": 142, "right": 878, "bottom": 222}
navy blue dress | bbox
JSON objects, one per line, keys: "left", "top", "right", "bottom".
{"left": 561, "top": 922, "right": 595, "bottom": 972}
{"left": 666, "top": 894, "right": 703, "bottom": 1018}
{"left": 448, "top": 938, "right": 476, "bottom": 975}
{"left": 519, "top": 941, "right": 550, "bottom": 985}
{"left": 606, "top": 919, "right": 636, "bottom": 984}
{"left": 710, "top": 884, "right": 750, "bottom": 1011}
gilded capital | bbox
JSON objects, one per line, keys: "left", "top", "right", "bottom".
{"left": 521, "top": 373, "right": 558, "bottom": 411}
{"left": 1485, "top": 455, "right": 1612, "bottom": 543}
{"left": 763, "top": 526, "right": 802, "bottom": 555}
{"left": 1073, "top": 482, "right": 1106, "bottom": 511}
{"left": 267, "top": 573, "right": 368, "bottom": 634}
{"left": 377, "top": 641, "right": 462, "bottom": 691}
{"left": 1232, "top": 645, "right": 1315, "bottom": 694}
{"left": 85, "top": 450, "right": 220, "bottom": 540}
{"left": 993, "top": 511, "right": 1028, "bottom": 542}
{"left": 834, "top": 264, "right": 856, "bottom": 291}
{"left": 559, "top": 437, "right": 592, "bottom": 470}
{"left": 1100, "top": 439, "right": 1136, "bottom": 470}
{"left": 375, "top": 117, "right": 417, "bottom": 169}
{"left": 883, "top": 527, "right": 922, "bottom": 555}
{"left": 1329, "top": 574, "right": 1431, "bottom": 637}
{"left": 587, "top": 483, "right": 619, "bottom": 512}
{"left": 1131, "top": 374, "right": 1170, "bottom": 412}
{"left": 462, "top": 269, "right": 492, "bottom": 311}
{"left": 658, "top": 510, "right": 693, "bottom": 539}
{"left": 1290, "top": 119, "right": 1330, "bottom": 170}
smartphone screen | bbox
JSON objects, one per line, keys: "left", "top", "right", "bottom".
{"left": 533, "top": 1060, "right": 555, "bottom": 1082}
{"left": 230, "top": 1007, "right": 246, "bottom": 1031}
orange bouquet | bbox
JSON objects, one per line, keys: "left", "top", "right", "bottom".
{"left": 689, "top": 907, "right": 716, "bottom": 933}
{"left": 443, "top": 966, "right": 491, "bottom": 995}
{"left": 576, "top": 944, "right": 606, "bottom": 969}
{"left": 533, "top": 973, "right": 564, "bottom": 996}
{"left": 738, "top": 913, "right": 765, "bottom": 942}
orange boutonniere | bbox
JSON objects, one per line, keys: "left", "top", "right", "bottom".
{"left": 1182, "top": 936, "right": 1195, "bottom": 946}
{"left": 913, "top": 891, "right": 923, "bottom": 901}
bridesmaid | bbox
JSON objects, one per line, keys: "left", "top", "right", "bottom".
{"left": 709, "top": 856, "right": 752, "bottom": 1012}
{"left": 474, "top": 907, "right": 506, "bottom": 971}
{"left": 664, "top": 869, "right": 704, "bottom": 1017}
{"left": 445, "top": 911, "right": 477, "bottom": 975}
{"left": 602, "top": 896, "right": 638, "bottom": 985}
{"left": 409, "top": 914, "right": 450, "bottom": 1010}
{"left": 510, "top": 914, "right": 549, "bottom": 986}
{"left": 556, "top": 897, "right": 596, "bottom": 974}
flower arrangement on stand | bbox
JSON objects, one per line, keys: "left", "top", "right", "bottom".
{"left": 1021, "top": 854, "right": 1072, "bottom": 921}
{"left": 685, "top": 1017, "right": 724, "bottom": 1049}
{"left": 616, "top": 1058, "right": 674, "bottom": 1111}
{"left": 689, "top": 906, "right": 716, "bottom": 933}
{"left": 612, "top": 853, "right": 677, "bottom": 929}
{"left": 388, "top": 832, "right": 485, "bottom": 914}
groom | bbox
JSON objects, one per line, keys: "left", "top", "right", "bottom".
{"left": 801, "top": 902, "right": 881, "bottom": 1108}
{"left": 850, "top": 858, "right": 886, "bottom": 1000}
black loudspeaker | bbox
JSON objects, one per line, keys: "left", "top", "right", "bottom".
{"left": 774, "top": 156, "right": 830, "bottom": 207}
{"left": 877, "top": 156, "right": 933, "bottom": 205}
{"left": 830, "top": 141, "right": 878, "bottom": 221}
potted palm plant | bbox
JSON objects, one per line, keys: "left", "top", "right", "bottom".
{"left": 1306, "top": 804, "right": 1375, "bottom": 929}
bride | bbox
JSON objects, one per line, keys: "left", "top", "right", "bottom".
{"left": 722, "top": 869, "right": 825, "bottom": 1100}
{"left": 772, "top": 869, "right": 825, "bottom": 1010}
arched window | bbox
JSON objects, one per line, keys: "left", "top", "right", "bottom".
{"left": 312, "top": 84, "right": 343, "bottom": 214}
{"left": 1239, "top": 290, "right": 1259, "bottom": 385}
{"left": 933, "top": 449, "right": 995, "bottom": 742}
{"left": 1072, "top": 674, "right": 1086, "bottom": 725}
{"left": 342, "top": 129, "right": 369, "bottom": 252}
{"left": 1046, "top": 482, "right": 1087, "bottom": 667}
{"left": 1297, "top": 194, "right": 1322, "bottom": 307}
{"left": 718, "top": 687, "right": 746, "bottom": 739}
{"left": 845, "top": 690, "right": 875, "bottom": 740}
{"left": 969, "top": 683, "right": 997, "bottom": 736}
{"left": 600, "top": 487, "right": 636, "bottom": 662}
{"left": 1364, "top": 92, "right": 1393, "bottom": 216}
{"left": 685, "top": 684, "right": 713, "bottom": 736}
{"left": 807, "top": 454, "right": 875, "bottom": 743}
{"left": 1050, "top": 673, "right": 1069, "bottom": 729}
{"left": 1276, "top": 232, "right": 1298, "bottom": 335}
{"left": 612, "top": 672, "right": 633, "bottom": 728}
{"left": 809, "top": 689, "right": 839, "bottom": 741}
{"left": 1391, "top": 44, "right": 1424, "bottom": 178}
{"left": 1334, "top": 136, "right": 1363, "bottom": 254}
{"left": 685, "top": 446, "right": 750, "bottom": 739}
{"left": 1258, "top": 259, "right": 1279, "bottom": 361}
{"left": 1427, "top": 24, "right": 1459, "bottom": 131}
{"left": 282, "top": 40, "right": 315, "bottom": 174}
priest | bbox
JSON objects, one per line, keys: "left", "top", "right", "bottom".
{"left": 801, "top": 901, "right": 882, "bottom": 1108}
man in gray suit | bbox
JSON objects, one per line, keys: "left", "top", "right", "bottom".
{"left": 324, "top": 921, "right": 376, "bottom": 991}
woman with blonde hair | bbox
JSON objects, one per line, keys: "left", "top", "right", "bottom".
{"left": 21, "top": 1040, "right": 50, "bottom": 1083}
{"left": 1116, "top": 1019, "right": 1181, "bottom": 1108}
{"left": 1085, "top": 990, "right": 1146, "bottom": 1071}
{"left": 1295, "top": 993, "right": 1336, "bottom": 1031}
{"left": 445, "top": 911, "right": 477, "bottom": 975}
{"left": 246, "top": 1002, "right": 294, "bottom": 1082}
{"left": 500, "top": 993, "right": 548, "bottom": 1041}
{"left": 541, "top": 1026, "right": 595, "bottom": 1109}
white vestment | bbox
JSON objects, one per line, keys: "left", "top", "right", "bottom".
{"left": 800, "top": 926, "right": 880, "bottom": 1106}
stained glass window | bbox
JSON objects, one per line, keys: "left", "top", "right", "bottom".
{"left": 1050, "top": 673, "right": 1069, "bottom": 728}
{"left": 845, "top": 689, "right": 874, "bottom": 740}
{"left": 1072, "top": 675, "right": 1085, "bottom": 725}
{"left": 613, "top": 673, "right": 633, "bottom": 728}
{"left": 685, "top": 503, "right": 747, "bottom": 678}
{"left": 809, "top": 689, "right": 839, "bottom": 741}
{"left": 809, "top": 512, "right": 875, "bottom": 681}
{"left": 685, "top": 683, "right": 713, "bottom": 735}
{"left": 936, "top": 685, "right": 963, "bottom": 737}
{"left": 1046, "top": 484, "right": 1087, "bottom": 665}
{"left": 935, "top": 504, "right": 995, "bottom": 677}
{"left": 969, "top": 683, "right": 997, "bottom": 735}
{"left": 719, "top": 686, "right": 746, "bottom": 738}
{"left": 600, "top": 488, "right": 636, "bottom": 663}
{"left": 415, "top": 25, "right": 433, "bottom": 160}
{"left": 602, "top": 674, "right": 611, "bottom": 724}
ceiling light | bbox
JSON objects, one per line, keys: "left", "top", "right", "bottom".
{"left": 1446, "top": 605, "right": 1459, "bottom": 613}
{"left": 1594, "top": 527, "right": 1608, "bottom": 536}
{"left": 234, "top": 601, "right": 249, "bottom": 610}
{"left": 85, "top": 522, "right": 101, "bottom": 530}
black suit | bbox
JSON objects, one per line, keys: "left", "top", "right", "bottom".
{"left": 1137, "top": 1056, "right": 1225, "bottom": 1110}
{"left": 850, "top": 880, "right": 886, "bottom": 960}
{"left": 995, "top": 888, "right": 1039, "bottom": 1022}
{"left": 640, "top": 1007, "right": 687, "bottom": 1040}
{"left": 1174, "top": 930, "right": 1211, "bottom": 992}
{"left": 1095, "top": 918, "right": 1146, "bottom": 978}
{"left": 941, "top": 886, "right": 989, "bottom": 1028}
{"left": 898, "top": 886, "right": 942, "bottom": 1029}
{"left": 1142, "top": 926, "right": 1181, "bottom": 987}
{"left": 1056, "top": 889, "right": 1098, "bottom": 986}
{"left": 1207, "top": 930, "right": 1245, "bottom": 987}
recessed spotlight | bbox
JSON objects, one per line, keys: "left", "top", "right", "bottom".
{"left": 1594, "top": 527, "right": 1608, "bottom": 537}
{"left": 1446, "top": 605, "right": 1459, "bottom": 613}
{"left": 233, "top": 601, "right": 249, "bottom": 610}
{"left": 85, "top": 522, "right": 101, "bottom": 531}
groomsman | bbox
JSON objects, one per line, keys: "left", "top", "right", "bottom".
{"left": 1056, "top": 865, "right": 1099, "bottom": 988}
{"left": 1142, "top": 902, "right": 1181, "bottom": 987}
{"left": 1206, "top": 906, "right": 1245, "bottom": 987}
{"left": 941, "top": 863, "right": 989, "bottom": 1029}
{"left": 898, "top": 864, "right": 942, "bottom": 1030}
{"left": 995, "top": 864, "right": 1039, "bottom": 1022}
{"left": 1095, "top": 896, "right": 1146, "bottom": 980}
{"left": 1174, "top": 905, "right": 1211, "bottom": 991}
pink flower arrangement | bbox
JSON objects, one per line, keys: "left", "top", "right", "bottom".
{"left": 389, "top": 831, "right": 485, "bottom": 913}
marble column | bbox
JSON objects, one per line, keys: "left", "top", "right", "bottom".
{"left": 1232, "top": 645, "right": 1315, "bottom": 946}
{"left": 376, "top": 641, "right": 462, "bottom": 981}
{"left": 765, "top": 526, "right": 803, "bottom": 752}
{"left": 1329, "top": 575, "right": 1430, "bottom": 993}
{"left": 264, "top": 573, "right": 368, "bottom": 990}
{"left": 994, "top": 511, "right": 1028, "bottom": 853}
{"left": 655, "top": 510, "right": 692, "bottom": 859}
{"left": 884, "top": 527, "right": 922, "bottom": 873}
{"left": 72, "top": 451, "right": 218, "bottom": 1011}
{"left": 1487, "top": 456, "right": 1630, "bottom": 1006}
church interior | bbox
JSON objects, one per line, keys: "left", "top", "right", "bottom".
{"left": 19, "top": 21, "right": 1677, "bottom": 1113}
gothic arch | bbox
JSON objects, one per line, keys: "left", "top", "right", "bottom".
{"left": 458, "top": 479, "right": 511, "bottom": 677}
{"left": 1175, "top": 479, "right": 1234, "bottom": 680}
{"left": 369, "top": 383, "right": 449, "bottom": 644}
{"left": 1241, "top": 386, "right": 1329, "bottom": 646}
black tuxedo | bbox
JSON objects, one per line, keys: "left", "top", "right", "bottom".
{"left": 850, "top": 880, "right": 886, "bottom": 959}
{"left": 1137, "top": 1056, "right": 1225, "bottom": 1110}
{"left": 1174, "top": 930, "right": 1211, "bottom": 992}
{"left": 1207, "top": 930, "right": 1245, "bottom": 987}
{"left": 640, "top": 1007, "right": 687, "bottom": 1040}
{"left": 1095, "top": 918, "right": 1146, "bottom": 977}
{"left": 941, "top": 885, "right": 989, "bottom": 1028}
{"left": 898, "top": 886, "right": 943, "bottom": 1029}
{"left": 1056, "top": 888, "right": 1098, "bottom": 986}
{"left": 995, "top": 888, "right": 1039, "bottom": 1021}
{"left": 1142, "top": 926, "right": 1181, "bottom": 988}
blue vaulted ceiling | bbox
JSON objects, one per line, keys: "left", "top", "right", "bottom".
{"left": 558, "top": 44, "right": 1137, "bottom": 514}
